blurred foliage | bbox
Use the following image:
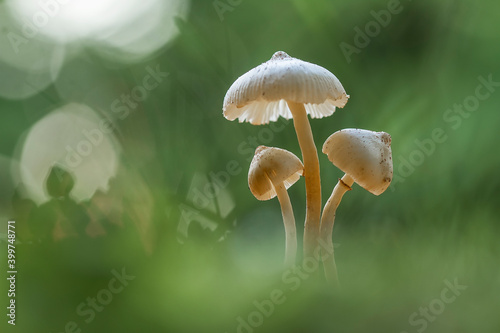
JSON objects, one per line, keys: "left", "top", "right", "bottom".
{"left": 1, "top": 0, "right": 499, "bottom": 332}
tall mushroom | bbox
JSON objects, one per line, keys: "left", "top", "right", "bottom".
{"left": 248, "top": 146, "right": 303, "bottom": 266}
{"left": 223, "top": 51, "right": 348, "bottom": 257}
{"left": 320, "top": 129, "right": 393, "bottom": 285}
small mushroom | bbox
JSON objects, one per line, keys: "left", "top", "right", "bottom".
{"left": 248, "top": 146, "right": 303, "bottom": 266}
{"left": 320, "top": 129, "right": 393, "bottom": 285}
{"left": 224, "top": 51, "right": 348, "bottom": 257}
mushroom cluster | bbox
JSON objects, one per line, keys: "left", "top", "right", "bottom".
{"left": 223, "top": 51, "right": 393, "bottom": 285}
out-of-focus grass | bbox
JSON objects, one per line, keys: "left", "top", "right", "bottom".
{"left": 139, "top": 209, "right": 500, "bottom": 333}
{"left": 3, "top": 203, "right": 498, "bottom": 332}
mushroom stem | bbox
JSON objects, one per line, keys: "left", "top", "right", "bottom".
{"left": 287, "top": 101, "right": 321, "bottom": 259}
{"left": 274, "top": 182, "right": 297, "bottom": 267}
{"left": 320, "top": 173, "right": 354, "bottom": 286}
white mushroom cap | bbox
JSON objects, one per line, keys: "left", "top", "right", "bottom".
{"left": 322, "top": 129, "right": 393, "bottom": 195}
{"left": 223, "top": 51, "right": 349, "bottom": 125}
{"left": 248, "top": 146, "right": 304, "bottom": 201}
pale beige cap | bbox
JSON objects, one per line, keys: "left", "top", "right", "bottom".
{"left": 248, "top": 146, "right": 304, "bottom": 200}
{"left": 223, "top": 51, "right": 349, "bottom": 125}
{"left": 322, "top": 129, "right": 393, "bottom": 195}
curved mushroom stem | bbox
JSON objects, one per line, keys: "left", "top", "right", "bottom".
{"left": 320, "top": 173, "right": 354, "bottom": 286}
{"left": 274, "top": 182, "right": 297, "bottom": 267}
{"left": 287, "top": 101, "right": 321, "bottom": 259}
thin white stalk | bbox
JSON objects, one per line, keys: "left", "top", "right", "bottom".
{"left": 274, "top": 182, "right": 297, "bottom": 267}
{"left": 287, "top": 101, "right": 321, "bottom": 258}
{"left": 320, "top": 174, "right": 354, "bottom": 286}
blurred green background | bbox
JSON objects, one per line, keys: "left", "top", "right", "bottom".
{"left": 1, "top": 0, "right": 499, "bottom": 332}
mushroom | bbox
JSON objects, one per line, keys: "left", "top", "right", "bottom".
{"left": 248, "top": 146, "right": 303, "bottom": 266}
{"left": 320, "top": 129, "right": 393, "bottom": 285}
{"left": 224, "top": 51, "right": 348, "bottom": 257}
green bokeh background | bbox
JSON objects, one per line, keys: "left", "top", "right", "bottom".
{"left": 1, "top": 0, "right": 499, "bottom": 332}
